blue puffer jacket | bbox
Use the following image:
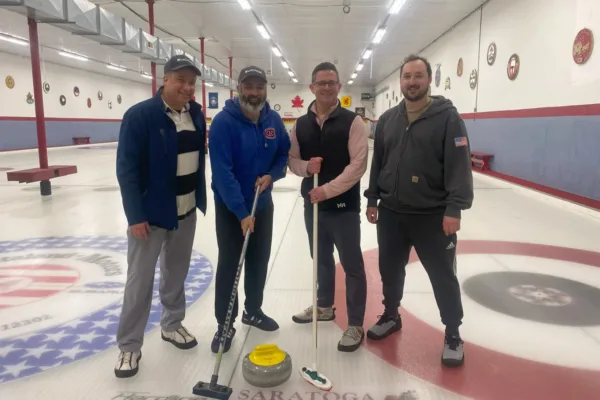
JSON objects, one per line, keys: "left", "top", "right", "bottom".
{"left": 116, "top": 89, "right": 207, "bottom": 230}
{"left": 209, "top": 98, "right": 291, "bottom": 221}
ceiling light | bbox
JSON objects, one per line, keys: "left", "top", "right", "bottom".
{"left": 351, "top": 73, "right": 357, "bottom": 79}
{"left": 237, "top": 0, "right": 251, "bottom": 10}
{"left": 272, "top": 46, "right": 282, "bottom": 57}
{"left": 347, "top": 80, "right": 353, "bottom": 84}
{"left": 107, "top": 64, "right": 126, "bottom": 72}
{"left": 362, "top": 49, "right": 372, "bottom": 60}
{"left": 356, "top": 63, "right": 363, "bottom": 71}
{"left": 205, "top": 82, "right": 214, "bottom": 87}
{"left": 292, "top": 77, "right": 298, "bottom": 83}
{"left": 281, "top": 60, "right": 289, "bottom": 69}
{"left": 0, "top": 33, "right": 28, "bottom": 46}
{"left": 257, "top": 24, "right": 270, "bottom": 39}
{"left": 58, "top": 51, "right": 88, "bottom": 61}
{"left": 373, "top": 27, "right": 386, "bottom": 44}
{"left": 389, "top": 0, "right": 406, "bottom": 14}
{"left": 287, "top": 70, "right": 294, "bottom": 77}
{"left": 141, "top": 73, "right": 152, "bottom": 79}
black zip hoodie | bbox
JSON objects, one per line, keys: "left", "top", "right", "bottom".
{"left": 364, "top": 95, "right": 474, "bottom": 219}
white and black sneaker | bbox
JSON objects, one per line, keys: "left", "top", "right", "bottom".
{"left": 441, "top": 333, "right": 464, "bottom": 367}
{"left": 114, "top": 351, "right": 142, "bottom": 378}
{"left": 161, "top": 326, "right": 198, "bottom": 349}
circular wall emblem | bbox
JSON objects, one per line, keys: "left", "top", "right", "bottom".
{"left": 117, "top": 95, "right": 122, "bottom": 104}
{"left": 469, "top": 69, "right": 478, "bottom": 89}
{"left": 26, "top": 92, "right": 34, "bottom": 104}
{"left": 108, "top": 100, "right": 112, "bottom": 109}
{"left": 73, "top": 86, "right": 79, "bottom": 97}
{"left": 273, "top": 104, "right": 281, "bottom": 111}
{"left": 457, "top": 58, "right": 463, "bottom": 77}
{"left": 444, "top": 77, "right": 451, "bottom": 90}
{"left": 435, "top": 65, "right": 441, "bottom": 87}
{"left": 0, "top": 236, "right": 213, "bottom": 383}
{"left": 5, "top": 76, "right": 14, "bottom": 89}
{"left": 97, "top": 91, "right": 103, "bottom": 101}
{"left": 573, "top": 28, "right": 593, "bottom": 65}
{"left": 42, "top": 82, "right": 50, "bottom": 94}
{"left": 487, "top": 42, "right": 497, "bottom": 65}
{"left": 87, "top": 98, "right": 92, "bottom": 108}
{"left": 507, "top": 53, "right": 520, "bottom": 80}
{"left": 59, "top": 95, "right": 66, "bottom": 106}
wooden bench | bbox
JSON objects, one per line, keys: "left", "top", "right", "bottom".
{"left": 471, "top": 151, "right": 494, "bottom": 171}
{"left": 6, "top": 165, "right": 78, "bottom": 183}
{"left": 73, "top": 136, "right": 90, "bottom": 145}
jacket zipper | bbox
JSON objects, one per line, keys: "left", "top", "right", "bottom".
{"left": 392, "top": 114, "right": 427, "bottom": 199}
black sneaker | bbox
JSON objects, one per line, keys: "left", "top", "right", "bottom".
{"left": 242, "top": 309, "right": 279, "bottom": 331}
{"left": 441, "top": 333, "right": 464, "bottom": 367}
{"left": 210, "top": 325, "right": 236, "bottom": 354}
{"left": 366, "top": 311, "right": 402, "bottom": 340}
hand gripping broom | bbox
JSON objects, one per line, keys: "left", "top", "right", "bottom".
{"left": 299, "top": 173, "right": 333, "bottom": 391}
{"left": 192, "top": 186, "right": 261, "bottom": 399}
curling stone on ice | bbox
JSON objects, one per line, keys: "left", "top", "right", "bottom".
{"left": 242, "top": 344, "right": 292, "bottom": 388}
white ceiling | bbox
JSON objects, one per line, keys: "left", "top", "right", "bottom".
{"left": 0, "top": 0, "right": 486, "bottom": 88}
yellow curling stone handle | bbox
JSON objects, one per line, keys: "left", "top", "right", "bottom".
{"left": 248, "top": 344, "right": 286, "bottom": 366}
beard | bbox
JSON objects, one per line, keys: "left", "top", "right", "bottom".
{"left": 239, "top": 93, "right": 266, "bottom": 113}
{"left": 401, "top": 84, "right": 429, "bottom": 101}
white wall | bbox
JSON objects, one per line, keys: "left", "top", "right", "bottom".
{"left": 0, "top": 51, "right": 150, "bottom": 119}
{"left": 374, "top": 0, "right": 600, "bottom": 118}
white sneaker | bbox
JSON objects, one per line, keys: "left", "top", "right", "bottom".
{"left": 161, "top": 326, "right": 198, "bottom": 349}
{"left": 114, "top": 351, "right": 141, "bottom": 378}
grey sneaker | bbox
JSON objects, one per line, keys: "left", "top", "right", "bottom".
{"left": 441, "top": 334, "right": 464, "bottom": 367}
{"left": 338, "top": 326, "right": 364, "bottom": 352}
{"left": 292, "top": 305, "right": 335, "bottom": 323}
{"left": 114, "top": 351, "right": 142, "bottom": 378}
{"left": 367, "top": 311, "right": 402, "bottom": 340}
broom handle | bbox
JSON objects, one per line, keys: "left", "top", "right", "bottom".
{"left": 312, "top": 173, "right": 318, "bottom": 371}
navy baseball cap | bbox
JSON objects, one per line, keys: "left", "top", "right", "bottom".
{"left": 164, "top": 55, "right": 202, "bottom": 76}
{"left": 238, "top": 66, "right": 267, "bottom": 83}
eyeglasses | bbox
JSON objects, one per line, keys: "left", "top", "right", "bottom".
{"left": 313, "top": 81, "right": 339, "bottom": 87}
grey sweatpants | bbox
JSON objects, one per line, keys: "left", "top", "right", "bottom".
{"left": 116, "top": 211, "right": 197, "bottom": 352}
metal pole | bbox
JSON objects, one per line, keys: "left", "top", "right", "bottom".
{"left": 229, "top": 56, "right": 233, "bottom": 99}
{"left": 200, "top": 37, "right": 207, "bottom": 153}
{"left": 147, "top": 0, "right": 157, "bottom": 95}
{"left": 28, "top": 17, "right": 51, "bottom": 196}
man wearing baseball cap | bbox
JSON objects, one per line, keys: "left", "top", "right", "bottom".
{"left": 209, "top": 65, "right": 290, "bottom": 353}
{"left": 114, "top": 55, "right": 207, "bottom": 378}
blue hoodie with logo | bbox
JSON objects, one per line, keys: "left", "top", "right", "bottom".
{"left": 209, "top": 97, "right": 291, "bottom": 221}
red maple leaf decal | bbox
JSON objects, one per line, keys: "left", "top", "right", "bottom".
{"left": 291, "top": 95, "right": 304, "bottom": 108}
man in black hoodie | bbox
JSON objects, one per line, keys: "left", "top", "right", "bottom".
{"left": 363, "top": 54, "right": 473, "bottom": 367}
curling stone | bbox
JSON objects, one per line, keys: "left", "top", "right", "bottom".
{"left": 242, "top": 344, "right": 292, "bottom": 388}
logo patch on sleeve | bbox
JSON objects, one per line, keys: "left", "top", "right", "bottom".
{"left": 264, "top": 128, "right": 276, "bottom": 139}
{"left": 454, "top": 136, "right": 468, "bottom": 147}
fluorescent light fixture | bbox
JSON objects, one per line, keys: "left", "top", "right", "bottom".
{"left": 281, "top": 60, "right": 289, "bottom": 69}
{"left": 141, "top": 73, "right": 152, "bottom": 79}
{"left": 373, "top": 27, "right": 386, "bottom": 44}
{"left": 362, "top": 49, "right": 372, "bottom": 60}
{"left": 356, "top": 63, "right": 364, "bottom": 71}
{"left": 58, "top": 51, "right": 88, "bottom": 62}
{"left": 287, "top": 70, "right": 294, "bottom": 77}
{"left": 0, "top": 33, "right": 28, "bottom": 46}
{"left": 107, "top": 64, "right": 126, "bottom": 72}
{"left": 205, "top": 82, "right": 214, "bottom": 87}
{"left": 237, "top": 0, "right": 251, "bottom": 10}
{"left": 347, "top": 80, "right": 353, "bottom": 84}
{"left": 257, "top": 24, "right": 270, "bottom": 39}
{"left": 351, "top": 73, "right": 357, "bottom": 79}
{"left": 272, "top": 46, "right": 282, "bottom": 57}
{"left": 292, "top": 77, "right": 298, "bottom": 83}
{"left": 389, "top": 0, "right": 406, "bottom": 14}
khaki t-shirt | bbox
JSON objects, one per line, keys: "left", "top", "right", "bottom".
{"left": 406, "top": 96, "right": 432, "bottom": 124}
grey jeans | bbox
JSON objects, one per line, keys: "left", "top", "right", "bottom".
{"left": 303, "top": 204, "right": 367, "bottom": 327}
{"left": 116, "top": 211, "right": 197, "bottom": 352}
